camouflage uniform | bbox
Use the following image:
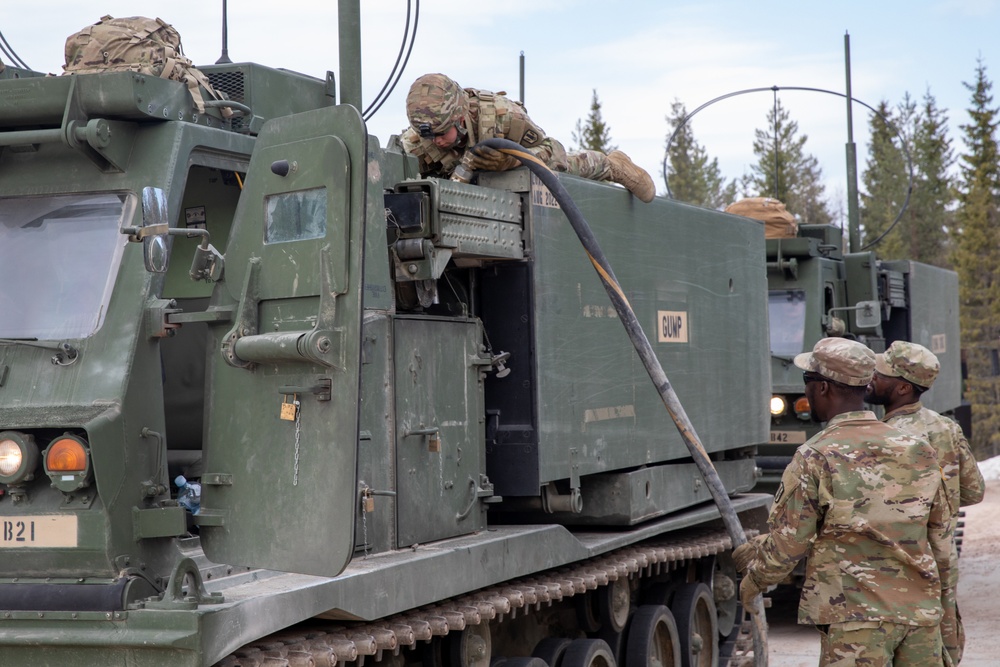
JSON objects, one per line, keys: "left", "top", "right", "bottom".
{"left": 740, "top": 338, "right": 952, "bottom": 666}
{"left": 400, "top": 77, "right": 611, "bottom": 181}
{"left": 877, "top": 341, "right": 986, "bottom": 665}
{"left": 817, "top": 622, "right": 943, "bottom": 666}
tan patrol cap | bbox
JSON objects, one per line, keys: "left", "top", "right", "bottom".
{"left": 875, "top": 340, "right": 940, "bottom": 389}
{"left": 794, "top": 337, "right": 875, "bottom": 387}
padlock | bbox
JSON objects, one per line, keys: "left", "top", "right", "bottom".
{"left": 428, "top": 433, "right": 442, "bottom": 453}
{"left": 280, "top": 394, "right": 298, "bottom": 421}
{"left": 364, "top": 495, "right": 375, "bottom": 513}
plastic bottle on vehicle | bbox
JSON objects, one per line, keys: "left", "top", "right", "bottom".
{"left": 175, "top": 475, "right": 201, "bottom": 515}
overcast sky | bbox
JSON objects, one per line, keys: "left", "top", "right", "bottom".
{"left": 5, "top": 1, "right": 999, "bottom": 213}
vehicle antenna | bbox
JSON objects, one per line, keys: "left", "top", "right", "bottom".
{"left": 519, "top": 51, "right": 525, "bottom": 104}
{"left": 216, "top": 0, "right": 233, "bottom": 65}
{"left": 844, "top": 31, "right": 861, "bottom": 252}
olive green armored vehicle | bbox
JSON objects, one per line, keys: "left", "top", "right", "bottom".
{"left": 758, "top": 223, "right": 962, "bottom": 490}
{"left": 0, "top": 7, "right": 771, "bottom": 666}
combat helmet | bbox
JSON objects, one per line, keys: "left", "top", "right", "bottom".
{"left": 406, "top": 73, "right": 468, "bottom": 138}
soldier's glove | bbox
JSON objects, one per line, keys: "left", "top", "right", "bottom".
{"left": 739, "top": 574, "right": 765, "bottom": 615}
{"left": 732, "top": 534, "right": 767, "bottom": 573}
{"left": 468, "top": 145, "right": 521, "bottom": 172}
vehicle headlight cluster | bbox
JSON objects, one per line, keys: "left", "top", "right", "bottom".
{"left": 0, "top": 430, "right": 92, "bottom": 493}
{"left": 770, "top": 395, "right": 812, "bottom": 421}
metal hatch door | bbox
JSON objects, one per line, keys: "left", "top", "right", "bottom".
{"left": 199, "top": 106, "right": 366, "bottom": 577}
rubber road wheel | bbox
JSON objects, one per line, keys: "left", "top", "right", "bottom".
{"left": 670, "top": 582, "right": 718, "bottom": 667}
{"left": 505, "top": 659, "right": 550, "bottom": 667}
{"left": 598, "top": 577, "right": 631, "bottom": 633}
{"left": 449, "top": 623, "right": 492, "bottom": 667}
{"left": 533, "top": 638, "right": 573, "bottom": 667}
{"left": 625, "top": 604, "right": 681, "bottom": 667}
{"left": 561, "top": 638, "right": 616, "bottom": 667}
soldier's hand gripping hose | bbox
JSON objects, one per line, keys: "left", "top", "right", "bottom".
{"left": 467, "top": 145, "right": 521, "bottom": 172}
{"left": 470, "top": 138, "right": 770, "bottom": 667}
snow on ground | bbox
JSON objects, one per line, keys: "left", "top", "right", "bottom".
{"left": 978, "top": 455, "right": 1000, "bottom": 481}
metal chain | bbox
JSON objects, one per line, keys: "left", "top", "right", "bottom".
{"left": 293, "top": 399, "right": 301, "bottom": 486}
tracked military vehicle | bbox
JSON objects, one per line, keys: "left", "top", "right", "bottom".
{"left": 0, "top": 9, "right": 772, "bottom": 667}
{"left": 755, "top": 220, "right": 962, "bottom": 489}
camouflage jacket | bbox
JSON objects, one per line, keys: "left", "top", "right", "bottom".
{"left": 400, "top": 88, "right": 568, "bottom": 177}
{"left": 884, "top": 402, "right": 985, "bottom": 510}
{"left": 749, "top": 410, "right": 951, "bottom": 626}
{"left": 884, "top": 402, "right": 985, "bottom": 586}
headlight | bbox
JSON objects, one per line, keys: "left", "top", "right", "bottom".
{"left": 0, "top": 431, "right": 39, "bottom": 485}
{"left": 794, "top": 397, "right": 812, "bottom": 420}
{"left": 769, "top": 395, "right": 787, "bottom": 416}
{"left": 43, "top": 434, "right": 92, "bottom": 492}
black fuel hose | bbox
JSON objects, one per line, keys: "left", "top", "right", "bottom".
{"left": 474, "top": 138, "right": 769, "bottom": 665}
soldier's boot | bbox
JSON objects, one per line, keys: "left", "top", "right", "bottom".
{"left": 607, "top": 150, "right": 655, "bottom": 203}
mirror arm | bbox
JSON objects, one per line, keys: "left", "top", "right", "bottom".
{"left": 827, "top": 300, "right": 881, "bottom": 330}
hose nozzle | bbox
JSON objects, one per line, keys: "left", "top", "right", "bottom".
{"left": 450, "top": 152, "right": 477, "bottom": 183}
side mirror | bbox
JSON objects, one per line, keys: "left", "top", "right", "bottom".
{"left": 826, "top": 300, "right": 882, "bottom": 333}
{"left": 141, "top": 187, "right": 172, "bottom": 273}
{"left": 854, "top": 300, "right": 881, "bottom": 329}
{"left": 123, "top": 187, "right": 223, "bottom": 280}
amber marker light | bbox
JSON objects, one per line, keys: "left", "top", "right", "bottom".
{"left": 46, "top": 437, "right": 88, "bottom": 471}
{"left": 794, "top": 397, "right": 812, "bottom": 420}
{"left": 43, "top": 434, "right": 92, "bottom": 492}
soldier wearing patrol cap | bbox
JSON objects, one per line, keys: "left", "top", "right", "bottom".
{"left": 867, "top": 340, "right": 985, "bottom": 665}
{"left": 733, "top": 337, "right": 953, "bottom": 666}
{"left": 399, "top": 73, "right": 656, "bottom": 202}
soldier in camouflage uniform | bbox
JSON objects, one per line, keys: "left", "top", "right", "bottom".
{"left": 867, "top": 341, "right": 986, "bottom": 665}
{"left": 400, "top": 73, "right": 656, "bottom": 202}
{"left": 733, "top": 337, "right": 953, "bottom": 666}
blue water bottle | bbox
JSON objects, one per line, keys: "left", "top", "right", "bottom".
{"left": 174, "top": 475, "right": 201, "bottom": 515}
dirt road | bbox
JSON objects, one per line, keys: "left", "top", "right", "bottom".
{"left": 764, "top": 478, "right": 1000, "bottom": 666}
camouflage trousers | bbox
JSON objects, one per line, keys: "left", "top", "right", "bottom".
{"left": 541, "top": 138, "right": 612, "bottom": 181}
{"left": 816, "top": 621, "right": 945, "bottom": 666}
{"left": 564, "top": 149, "right": 612, "bottom": 181}
{"left": 940, "top": 586, "right": 964, "bottom": 665}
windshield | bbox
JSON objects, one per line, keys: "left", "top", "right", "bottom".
{"left": 0, "top": 194, "right": 131, "bottom": 340}
{"left": 768, "top": 289, "right": 807, "bottom": 357}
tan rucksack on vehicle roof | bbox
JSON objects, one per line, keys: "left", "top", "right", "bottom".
{"left": 63, "top": 15, "right": 230, "bottom": 116}
{"left": 725, "top": 197, "right": 798, "bottom": 238}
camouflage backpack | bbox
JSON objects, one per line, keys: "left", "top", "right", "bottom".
{"left": 63, "top": 16, "right": 230, "bottom": 116}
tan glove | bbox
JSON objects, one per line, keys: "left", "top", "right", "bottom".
{"left": 739, "top": 574, "right": 765, "bottom": 614}
{"left": 732, "top": 534, "right": 767, "bottom": 573}
{"left": 467, "top": 145, "right": 521, "bottom": 172}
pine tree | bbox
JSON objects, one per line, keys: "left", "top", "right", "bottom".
{"left": 572, "top": 89, "right": 616, "bottom": 153}
{"left": 861, "top": 92, "right": 956, "bottom": 266}
{"left": 860, "top": 100, "right": 907, "bottom": 256}
{"left": 954, "top": 59, "right": 1000, "bottom": 458}
{"left": 664, "top": 99, "right": 737, "bottom": 209}
{"left": 745, "top": 99, "right": 833, "bottom": 225}
{"left": 909, "top": 90, "right": 956, "bottom": 268}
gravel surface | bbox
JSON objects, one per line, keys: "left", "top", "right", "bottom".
{"left": 764, "top": 462, "right": 1000, "bottom": 666}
